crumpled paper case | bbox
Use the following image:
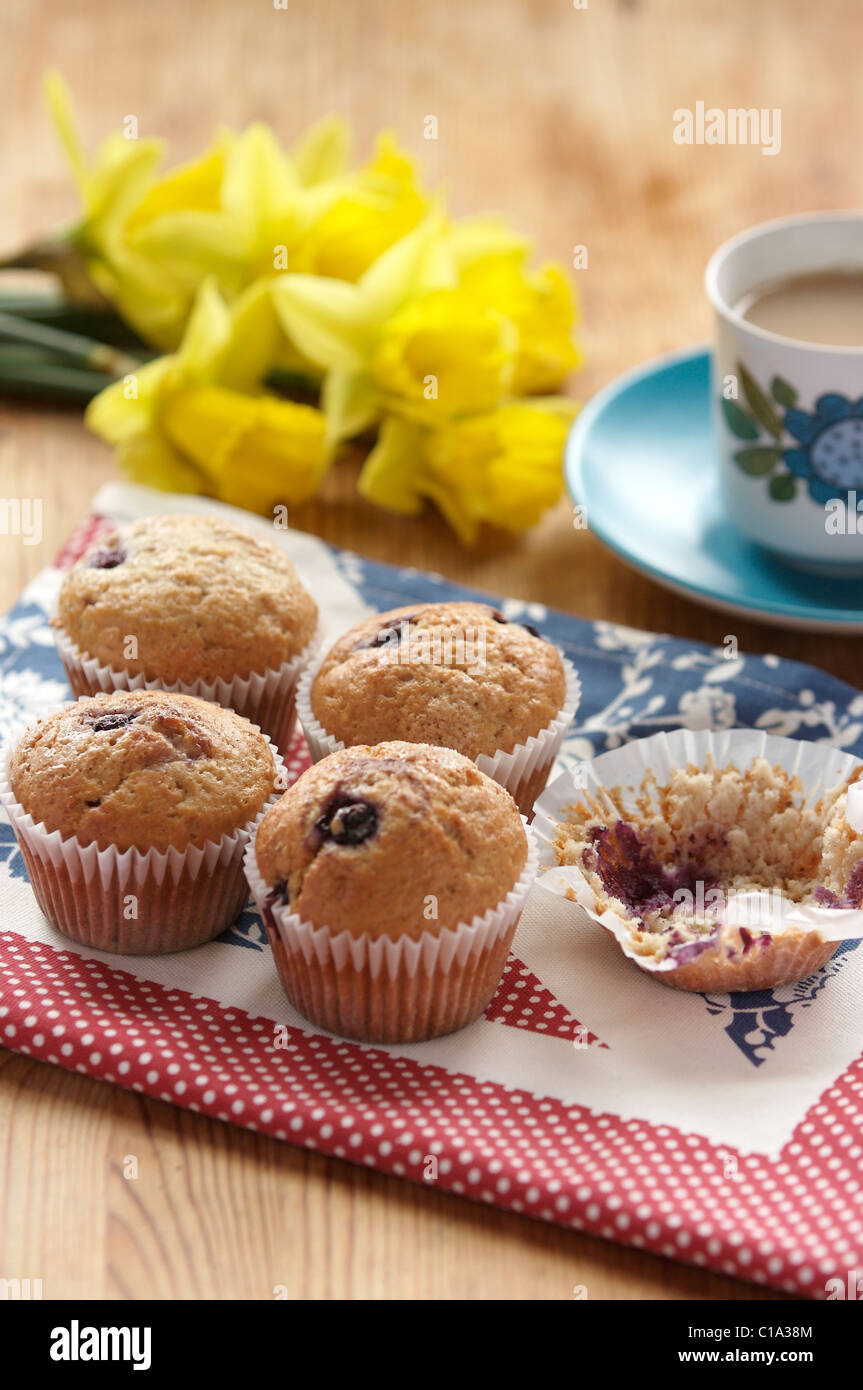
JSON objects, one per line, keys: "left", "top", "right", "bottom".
{"left": 532, "top": 726, "right": 863, "bottom": 993}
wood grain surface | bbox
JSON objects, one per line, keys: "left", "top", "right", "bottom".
{"left": 1, "top": 0, "right": 858, "bottom": 1300}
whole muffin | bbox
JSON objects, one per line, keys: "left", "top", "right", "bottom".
{"left": 247, "top": 740, "right": 537, "bottom": 1043}
{"left": 299, "top": 601, "right": 577, "bottom": 817}
{"left": 5, "top": 690, "right": 279, "bottom": 954}
{"left": 54, "top": 514, "right": 318, "bottom": 753}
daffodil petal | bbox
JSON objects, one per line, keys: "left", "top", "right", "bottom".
{"left": 221, "top": 123, "right": 294, "bottom": 227}
{"left": 357, "top": 417, "right": 424, "bottom": 515}
{"left": 271, "top": 274, "right": 371, "bottom": 371}
{"left": 86, "top": 134, "right": 163, "bottom": 231}
{"left": 358, "top": 213, "right": 456, "bottom": 323}
{"left": 115, "top": 432, "right": 205, "bottom": 495}
{"left": 126, "top": 141, "right": 228, "bottom": 232}
{"left": 176, "top": 278, "right": 233, "bottom": 374}
{"left": 129, "top": 210, "right": 246, "bottom": 288}
{"left": 322, "top": 370, "right": 381, "bottom": 445}
{"left": 291, "top": 115, "right": 352, "bottom": 186}
{"left": 419, "top": 475, "right": 481, "bottom": 545}
{"left": 85, "top": 358, "right": 174, "bottom": 444}
{"left": 161, "top": 384, "right": 328, "bottom": 508}
{"left": 449, "top": 215, "right": 529, "bottom": 270}
{"left": 94, "top": 252, "right": 191, "bottom": 351}
{"left": 366, "top": 132, "right": 418, "bottom": 186}
{"left": 43, "top": 69, "right": 91, "bottom": 205}
{"left": 218, "top": 279, "right": 287, "bottom": 393}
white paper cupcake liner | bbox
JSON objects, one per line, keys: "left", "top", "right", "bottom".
{"left": 296, "top": 652, "right": 581, "bottom": 819}
{"left": 532, "top": 727, "right": 863, "bottom": 993}
{"left": 244, "top": 819, "right": 540, "bottom": 1043}
{"left": 0, "top": 710, "right": 287, "bottom": 955}
{"left": 53, "top": 621, "right": 321, "bottom": 758}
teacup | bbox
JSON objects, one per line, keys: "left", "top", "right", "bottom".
{"left": 706, "top": 212, "right": 863, "bottom": 572}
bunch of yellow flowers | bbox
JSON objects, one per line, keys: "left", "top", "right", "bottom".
{"left": 27, "top": 74, "right": 582, "bottom": 543}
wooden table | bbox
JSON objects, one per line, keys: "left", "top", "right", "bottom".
{"left": 1, "top": 0, "right": 857, "bottom": 1300}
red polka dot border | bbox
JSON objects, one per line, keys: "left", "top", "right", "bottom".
{"left": 1, "top": 930, "right": 860, "bottom": 1298}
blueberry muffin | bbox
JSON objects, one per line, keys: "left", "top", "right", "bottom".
{"left": 247, "top": 740, "right": 537, "bottom": 1042}
{"left": 54, "top": 514, "right": 318, "bottom": 753}
{"left": 298, "top": 601, "right": 578, "bottom": 816}
{"left": 550, "top": 753, "right": 862, "bottom": 991}
{"left": 5, "top": 690, "right": 279, "bottom": 954}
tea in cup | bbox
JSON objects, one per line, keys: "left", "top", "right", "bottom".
{"left": 706, "top": 213, "right": 863, "bottom": 572}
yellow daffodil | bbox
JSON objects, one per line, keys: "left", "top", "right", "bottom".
{"left": 39, "top": 71, "right": 193, "bottom": 342}
{"left": 447, "top": 215, "right": 530, "bottom": 269}
{"left": 458, "top": 252, "right": 581, "bottom": 395}
{"left": 86, "top": 279, "right": 327, "bottom": 508}
{"left": 273, "top": 216, "right": 579, "bottom": 444}
{"left": 122, "top": 121, "right": 427, "bottom": 345}
{"left": 38, "top": 75, "right": 428, "bottom": 348}
{"left": 358, "top": 400, "right": 577, "bottom": 544}
{"left": 159, "top": 386, "right": 327, "bottom": 511}
{"left": 296, "top": 135, "right": 428, "bottom": 282}
{"left": 26, "top": 73, "right": 584, "bottom": 546}
{"left": 128, "top": 123, "right": 351, "bottom": 305}
{"left": 273, "top": 217, "right": 533, "bottom": 443}
{"left": 371, "top": 288, "right": 518, "bottom": 420}
{"left": 447, "top": 218, "right": 581, "bottom": 392}
{"left": 124, "top": 142, "right": 228, "bottom": 235}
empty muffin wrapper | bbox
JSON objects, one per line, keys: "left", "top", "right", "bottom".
{"left": 532, "top": 727, "right": 863, "bottom": 992}
{"left": 296, "top": 653, "right": 581, "bottom": 818}
{"left": 52, "top": 621, "right": 321, "bottom": 758}
{"left": 0, "top": 714, "right": 288, "bottom": 955}
{"left": 244, "top": 819, "right": 540, "bottom": 1043}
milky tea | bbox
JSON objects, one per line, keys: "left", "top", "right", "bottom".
{"left": 736, "top": 270, "right": 863, "bottom": 348}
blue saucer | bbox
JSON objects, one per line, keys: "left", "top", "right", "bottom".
{"left": 566, "top": 347, "right": 863, "bottom": 632}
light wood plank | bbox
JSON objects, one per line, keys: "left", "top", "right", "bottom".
{"left": 2, "top": 0, "right": 857, "bottom": 1300}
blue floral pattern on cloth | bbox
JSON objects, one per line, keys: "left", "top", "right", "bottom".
{"left": 703, "top": 943, "right": 861, "bottom": 1067}
{"left": 2, "top": 549, "right": 862, "bottom": 1064}
{"left": 219, "top": 906, "right": 268, "bottom": 951}
{"left": 0, "top": 817, "right": 28, "bottom": 883}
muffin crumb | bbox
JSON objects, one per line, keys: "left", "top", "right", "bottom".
{"left": 553, "top": 755, "right": 863, "bottom": 964}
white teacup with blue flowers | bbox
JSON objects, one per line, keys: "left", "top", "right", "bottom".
{"left": 706, "top": 212, "right": 863, "bottom": 573}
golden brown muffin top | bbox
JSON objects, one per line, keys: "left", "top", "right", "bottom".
{"left": 56, "top": 514, "right": 318, "bottom": 685}
{"left": 10, "top": 690, "right": 276, "bottom": 853}
{"left": 255, "top": 740, "right": 528, "bottom": 940}
{"left": 310, "top": 602, "right": 566, "bottom": 758}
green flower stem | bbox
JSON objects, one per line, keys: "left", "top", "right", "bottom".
{"left": 265, "top": 367, "right": 322, "bottom": 404}
{"left": 0, "top": 308, "right": 141, "bottom": 378}
{"left": 0, "top": 345, "right": 116, "bottom": 403}
{"left": 0, "top": 233, "right": 111, "bottom": 309}
{"left": 0, "top": 292, "right": 151, "bottom": 352}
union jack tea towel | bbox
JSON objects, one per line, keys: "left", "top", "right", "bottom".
{"left": 2, "top": 482, "right": 863, "bottom": 1299}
